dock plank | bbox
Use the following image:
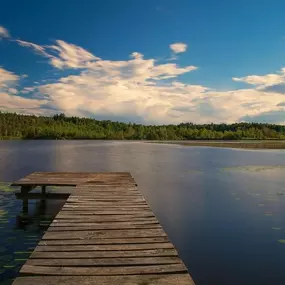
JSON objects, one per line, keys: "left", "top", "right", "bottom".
{"left": 51, "top": 221, "right": 159, "bottom": 227}
{"left": 25, "top": 257, "right": 182, "bottom": 266}
{"left": 34, "top": 243, "right": 174, "bottom": 252}
{"left": 61, "top": 209, "right": 153, "bottom": 214}
{"left": 30, "top": 249, "right": 179, "bottom": 259}
{"left": 61, "top": 209, "right": 152, "bottom": 213}
{"left": 20, "top": 263, "right": 188, "bottom": 275}
{"left": 38, "top": 237, "right": 170, "bottom": 245}
{"left": 63, "top": 204, "right": 149, "bottom": 208}
{"left": 43, "top": 229, "right": 167, "bottom": 239}
{"left": 47, "top": 225, "right": 162, "bottom": 231}
{"left": 13, "top": 274, "right": 195, "bottom": 285}
{"left": 55, "top": 215, "right": 156, "bottom": 221}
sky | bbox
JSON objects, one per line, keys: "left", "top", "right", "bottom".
{"left": 1, "top": 0, "right": 285, "bottom": 124}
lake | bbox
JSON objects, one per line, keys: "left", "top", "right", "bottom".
{"left": 0, "top": 140, "right": 285, "bottom": 285}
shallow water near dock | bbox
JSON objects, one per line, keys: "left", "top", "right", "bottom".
{"left": 0, "top": 140, "right": 285, "bottom": 285}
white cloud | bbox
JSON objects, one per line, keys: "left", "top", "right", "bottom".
{"left": 2, "top": 34, "right": 285, "bottom": 124}
{"left": 169, "top": 42, "right": 188, "bottom": 54}
{"left": 47, "top": 40, "right": 101, "bottom": 69}
{"left": 130, "top": 52, "right": 143, "bottom": 59}
{"left": 232, "top": 68, "right": 285, "bottom": 87}
{"left": 0, "top": 68, "right": 47, "bottom": 114}
{"left": 8, "top": 88, "right": 18, "bottom": 94}
{"left": 0, "top": 67, "right": 19, "bottom": 89}
{"left": 0, "top": 26, "right": 10, "bottom": 38}
{"left": 19, "top": 42, "right": 197, "bottom": 122}
{"left": 0, "top": 92, "right": 50, "bottom": 117}
{"left": 15, "top": 39, "right": 101, "bottom": 69}
{"left": 32, "top": 67, "right": 285, "bottom": 124}
{"left": 0, "top": 92, "right": 46, "bottom": 111}
{"left": 16, "top": 40, "right": 50, "bottom": 57}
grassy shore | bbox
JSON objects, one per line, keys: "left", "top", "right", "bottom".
{"left": 150, "top": 141, "right": 285, "bottom": 149}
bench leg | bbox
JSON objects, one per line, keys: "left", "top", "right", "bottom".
{"left": 22, "top": 199, "right": 28, "bottom": 216}
{"left": 42, "top": 185, "right": 46, "bottom": 195}
{"left": 20, "top": 186, "right": 30, "bottom": 218}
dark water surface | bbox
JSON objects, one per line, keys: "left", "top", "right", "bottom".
{"left": 0, "top": 140, "right": 285, "bottom": 285}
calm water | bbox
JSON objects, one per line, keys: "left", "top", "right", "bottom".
{"left": 0, "top": 141, "right": 285, "bottom": 285}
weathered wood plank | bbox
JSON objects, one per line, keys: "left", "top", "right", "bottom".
{"left": 65, "top": 201, "right": 147, "bottom": 205}
{"left": 13, "top": 274, "right": 195, "bottom": 285}
{"left": 70, "top": 193, "right": 140, "bottom": 196}
{"left": 55, "top": 215, "right": 155, "bottom": 221}
{"left": 26, "top": 257, "right": 182, "bottom": 266}
{"left": 69, "top": 191, "right": 141, "bottom": 195}
{"left": 54, "top": 217, "right": 156, "bottom": 223}
{"left": 67, "top": 197, "right": 143, "bottom": 200}
{"left": 66, "top": 199, "right": 145, "bottom": 203}
{"left": 63, "top": 204, "right": 149, "bottom": 208}
{"left": 42, "top": 229, "right": 167, "bottom": 240}
{"left": 31, "top": 249, "right": 178, "bottom": 259}
{"left": 60, "top": 210, "right": 153, "bottom": 215}
{"left": 70, "top": 193, "right": 143, "bottom": 197}
{"left": 65, "top": 196, "right": 144, "bottom": 201}
{"left": 20, "top": 263, "right": 187, "bottom": 276}
{"left": 12, "top": 171, "right": 137, "bottom": 187}
{"left": 51, "top": 221, "right": 159, "bottom": 227}
{"left": 65, "top": 203, "right": 148, "bottom": 207}
{"left": 74, "top": 189, "right": 139, "bottom": 192}
{"left": 67, "top": 198, "right": 146, "bottom": 202}
{"left": 62, "top": 207, "right": 152, "bottom": 212}
{"left": 67, "top": 193, "right": 140, "bottom": 197}
{"left": 71, "top": 188, "right": 139, "bottom": 191}
{"left": 66, "top": 201, "right": 147, "bottom": 205}
{"left": 38, "top": 237, "right": 170, "bottom": 246}
{"left": 35, "top": 243, "right": 174, "bottom": 252}
{"left": 47, "top": 224, "right": 162, "bottom": 231}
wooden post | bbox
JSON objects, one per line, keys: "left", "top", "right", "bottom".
{"left": 41, "top": 186, "right": 47, "bottom": 212}
{"left": 42, "top": 185, "right": 46, "bottom": 196}
{"left": 22, "top": 199, "right": 28, "bottom": 216}
{"left": 20, "top": 186, "right": 30, "bottom": 218}
{"left": 39, "top": 199, "right": 47, "bottom": 216}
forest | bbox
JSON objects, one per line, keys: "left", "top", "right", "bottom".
{"left": 0, "top": 112, "right": 285, "bottom": 140}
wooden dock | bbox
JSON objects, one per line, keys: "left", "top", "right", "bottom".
{"left": 12, "top": 172, "right": 195, "bottom": 285}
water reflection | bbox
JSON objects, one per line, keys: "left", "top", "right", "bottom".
{"left": 0, "top": 183, "right": 67, "bottom": 285}
{"left": 0, "top": 141, "right": 285, "bottom": 285}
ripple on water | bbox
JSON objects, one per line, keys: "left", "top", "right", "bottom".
{"left": 0, "top": 182, "right": 64, "bottom": 284}
{"left": 220, "top": 165, "right": 285, "bottom": 172}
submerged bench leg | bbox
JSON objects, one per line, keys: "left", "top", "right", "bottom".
{"left": 40, "top": 186, "right": 47, "bottom": 212}
{"left": 20, "top": 186, "right": 31, "bottom": 218}
{"left": 42, "top": 186, "right": 46, "bottom": 196}
{"left": 22, "top": 199, "right": 28, "bottom": 216}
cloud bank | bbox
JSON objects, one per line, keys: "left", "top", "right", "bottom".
{"left": 1, "top": 26, "right": 285, "bottom": 124}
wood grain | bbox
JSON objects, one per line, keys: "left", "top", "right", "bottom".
{"left": 31, "top": 249, "right": 178, "bottom": 259}
{"left": 35, "top": 243, "right": 174, "bottom": 252}
{"left": 13, "top": 274, "right": 195, "bottom": 285}
{"left": 26, "top": 257, "right": 182, "bottom": 266}
{"left": 20, "top": 264, "right": 188, "bottom": 275}
{"left": 38, "top": 237, "right": 170, "bottom": 246}
{"left": 43, "top": 229, "right": 167, "bottom": 240}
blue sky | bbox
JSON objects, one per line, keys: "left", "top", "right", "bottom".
{"left": 1, "top": 0, "right": 285, "bottom": 124}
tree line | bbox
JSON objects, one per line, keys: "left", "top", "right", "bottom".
{"left": 0, "top": 112, "right": 285, "bottom": 140}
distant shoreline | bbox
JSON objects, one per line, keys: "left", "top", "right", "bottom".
{"left": 1, "top": 138, "right": 285, "bottom": 149}
{"left": 148, "top": 141, "right": 285, "bottom": 149}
